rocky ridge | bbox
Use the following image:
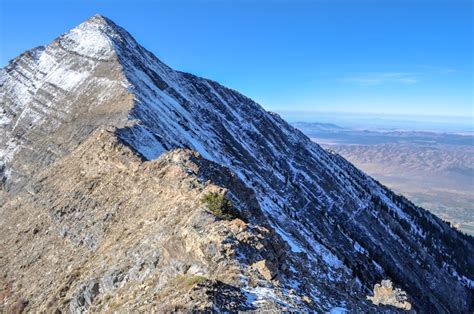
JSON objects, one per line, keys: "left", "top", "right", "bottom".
{"left": 1, "top": 127, "right": 373, "bottom": 312}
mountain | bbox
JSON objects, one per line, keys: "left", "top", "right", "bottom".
{"left": 1, "top": 15, "right": 472, "bottom": 312}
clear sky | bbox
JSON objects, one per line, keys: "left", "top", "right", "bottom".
{"left": 0, "top": 0, "right": 472, "bottom": 118}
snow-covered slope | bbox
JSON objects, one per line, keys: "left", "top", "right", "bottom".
{"left": 1, "top": 15, "right": 472, "bottom": 312}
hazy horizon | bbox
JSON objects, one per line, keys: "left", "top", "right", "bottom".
{"left": 278, "top": 110, "right": 474, "bottom": 134}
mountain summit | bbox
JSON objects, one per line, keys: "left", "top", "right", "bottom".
{"left": 1, "top": 15, "right": 473, "bottom": 312}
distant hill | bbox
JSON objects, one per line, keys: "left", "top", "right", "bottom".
{"left": 294, "top": 121, "right": 474, "bottom": 235}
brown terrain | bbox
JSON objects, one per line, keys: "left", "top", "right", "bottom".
{"left": 292, "top": 121, "right": 474, "bottom": 235}
{"left": 0, "top": 128, "right": 298, "bottom": 312}
{"left": 326, "top": 143, "right": 474, "bottom": 235}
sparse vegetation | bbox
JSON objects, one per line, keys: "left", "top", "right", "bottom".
{"left": 183, "top": 275, "right": 207, "bottom": 287}
{"left": 174, "top": 275, "right": 208, "bottom": 290}
{"left": 201, "top": 192, "right": 239, "bottom": 221}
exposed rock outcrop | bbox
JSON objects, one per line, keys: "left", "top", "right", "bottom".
{"left": 368, "top": 280, "right": 412, "bottom": 311}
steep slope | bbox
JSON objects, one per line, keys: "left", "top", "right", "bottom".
{"left": 1, "top": 15, "right": 473, "bottom": 312}
{"left": 1, "top": 127, "right": 375, "bottom": 312}
{"left": 0, "top": 15, "right": 134, "bottom": 194}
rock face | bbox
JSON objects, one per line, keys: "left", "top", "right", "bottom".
{"left": 368, "top": 280, "right": 412, "bottom": 311}
{"left": 1, "top": 15, "right": 473, "bottom": 312}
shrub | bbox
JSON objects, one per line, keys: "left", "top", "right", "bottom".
{"left": 184, "top": 275, "right": 207, "bottom": 287}
{"left": 201, "top": 192, "right": 238, "bottom": 221}
{"left": 175, "top": 275, "right": 207, "bottom": 289}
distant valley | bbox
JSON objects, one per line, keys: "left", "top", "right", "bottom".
{"left": 293, "top": 121, "right": 474, "bottom": 235}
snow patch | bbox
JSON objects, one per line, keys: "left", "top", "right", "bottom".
{"left": 327, "top": 307, "right": 348, "bottom": 313}
{"left": 61, "top": 19, "right": 115, "bottom": 60}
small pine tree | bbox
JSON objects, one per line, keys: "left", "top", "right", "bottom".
{"left": 201, "top": 192, "right": 238, "bottom": 221}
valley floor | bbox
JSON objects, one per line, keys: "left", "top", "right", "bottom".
{"left": 319, "top": 142, "right": 474, "bottom": 235}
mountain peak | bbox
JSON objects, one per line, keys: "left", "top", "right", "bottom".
{"left": 58, "top": 14, "right": 129, "bottom": 61}
{"left": 81, "top": 14, "right": 125, "bottom": 34}
{"left": 84, "top": 13, "right": 113, "bottom": 25}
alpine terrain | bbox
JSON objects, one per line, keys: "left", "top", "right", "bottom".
{"left": 1, "top": 15, "right": 472, "bottom": 313}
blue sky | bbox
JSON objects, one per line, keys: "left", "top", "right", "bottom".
{"left": 0, "top": 0, "right": 472, "bottom": 118}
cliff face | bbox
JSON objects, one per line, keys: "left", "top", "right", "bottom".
{"left": 1, "top": 15, "right": 472, "bottom": 312}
